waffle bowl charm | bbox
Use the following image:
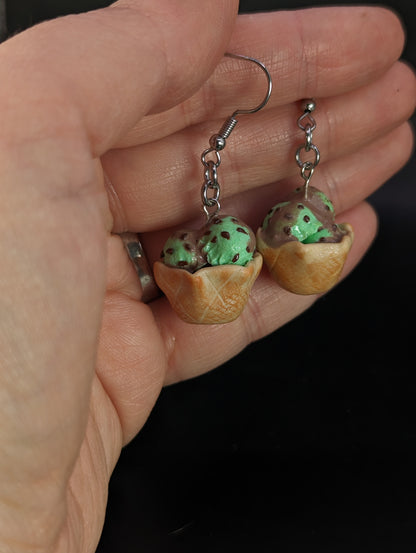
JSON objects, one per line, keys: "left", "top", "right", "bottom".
{"left": 257, "top": 186, "right": 353, "bottom": 294}
{"left": 154, "top": 215, "right": 262, "bottom": 324}
{"left": 257, "top": 99, "right": 353, "bottom": 295}
{"left": 153, "top": 53, "right": 272, "bottom": 323}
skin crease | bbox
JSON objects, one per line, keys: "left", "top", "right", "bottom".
{"left": 0, "top": 1, "right": 414, "bottom": 551}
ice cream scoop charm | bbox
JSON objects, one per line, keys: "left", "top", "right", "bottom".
{"left": 257, "top": 100, "right": 353, "bottom": 294}
{"left": 154, "top": 214, "right": 262, "bottom": 324}
{"left": 153, "top": 53, "right": 272, "bottom": 323}
{"left": 257, "top": 186, "right": 353, "bottom": 294}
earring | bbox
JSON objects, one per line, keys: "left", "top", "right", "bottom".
{"left": 256, "top": 100, "right": 354, "bottom": 294}
{"left": 154, "top": 53, "right": 272, "bottom": 324}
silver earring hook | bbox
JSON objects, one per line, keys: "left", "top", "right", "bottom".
{"left": 225, "top": 53, "right": 273, "bottom": 117}
{"left": 200, "top": 53, "right": 273, "bottom": 220}
{"left": 204, "top": 52, "right": 273, "bottom": 151}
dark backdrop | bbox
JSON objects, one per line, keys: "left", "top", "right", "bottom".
{"left": 4, "top": 1, "right": 416, "bottom": 552}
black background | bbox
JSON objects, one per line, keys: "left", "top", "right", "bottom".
{"left": 4, "top": 1, "right": 416, "bottom": 551}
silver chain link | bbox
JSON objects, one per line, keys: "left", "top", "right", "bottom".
{"left": 201, "top": 146, "right": 224, "bottom": 219}
{"left": 295, "top": 100, "right": 320, "bottom": 198}
{"left": 201, "top": 154, "right": 221, "bottom": 218}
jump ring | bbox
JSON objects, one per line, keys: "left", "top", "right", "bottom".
{"left": 201, "top": 148, "right": 221, "bottom": 168}
{"left": 295, "top": 143, "right": 320, "bottom": 168}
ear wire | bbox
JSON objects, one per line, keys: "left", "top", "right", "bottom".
{"left": 201, "top": 53, "right": 273, "bottom": 219}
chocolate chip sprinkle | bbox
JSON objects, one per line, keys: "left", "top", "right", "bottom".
{"left": 184, "top": 243, "right": 192, "bottom": 251}
{"left": 166, "top": 248, "right": 174, "bottom": 255}
{"left": 232, "top": 253, "right": 240, "bottom": 263}
{"left": 297, "top": 203, "right": 304, "bottom": 209}
{"left": 303, "top": 215, "right": 310, "bottom": 223}
{"left": 236, "top": 227, "right": 248, "bottom": 235}
{"left": 211, "top": 236, "right": 217, "bottom": 243}
{"left": 178, "top": 261, "right": 188, "bottom": 267}
{"left": 180, "top": 233, "right": 188, "bottom": 240}
{"left": 221, "top": 231, "right": 231, "bottom": 240}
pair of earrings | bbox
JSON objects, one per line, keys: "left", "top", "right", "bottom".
{"left": 153, "top": 54, "right": 353, "bottom": 324}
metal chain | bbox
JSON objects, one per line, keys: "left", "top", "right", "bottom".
{"left": 201, "top": 145, "right": 224, "bottom": 219}
{"left": 200, "top": 115, "right": 239, "bottom": 219}
{"left": 295, "top": 100, "right": 320, "bottom": 198}
{"left": 201, "top": 154, "right": 221, "bottom": 218}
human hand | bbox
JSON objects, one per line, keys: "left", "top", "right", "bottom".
{"left": 0, "top": 1, "right": 414, "bottom": 551}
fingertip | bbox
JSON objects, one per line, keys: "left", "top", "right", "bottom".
{"left": 371, "top": 5, "right": 407, "bottom": 60}
{"left": 337, "top": 201, "right": 378, "bottom": 276}
{"left": 396, "top": 120, "right": 415, "bottom": 169}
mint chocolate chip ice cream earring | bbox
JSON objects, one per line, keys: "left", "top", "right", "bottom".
{"left": 154, "top": 53, "right": 272, "bottom": 324}
{"left": 257, "top": 100, "right": 354, "bottom": 295}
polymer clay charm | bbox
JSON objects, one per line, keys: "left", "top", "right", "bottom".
{"left": 257, "top": 100, "right": 353, "bottom": 295}
{"left": 256, "top": 186, "right": 353, "bottom": 294}
{"left": 154, "top": 214, "right": 262, "bottom": 324}
{"left": 153, "top": 53, "right": 272, "bottom": 324}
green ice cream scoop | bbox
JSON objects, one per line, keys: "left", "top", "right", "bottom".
{"left": 199, "top": 215, "right": 255, "bottom": 266}
{"left": 261, "top": 187, "right": 345, "bottom": 247}
{"left": 263, "top": 204, "right": 331, "bottom": 243}
{"left": 161, "top": 230, "right": 203, "bottom": 272}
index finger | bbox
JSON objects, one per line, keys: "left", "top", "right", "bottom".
{"left": 0, "top": 0, "right": 239, "bottom": 158}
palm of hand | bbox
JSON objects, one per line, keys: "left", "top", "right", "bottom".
{"left": 0, "top": 2, "right": 414, "bottom": 552}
